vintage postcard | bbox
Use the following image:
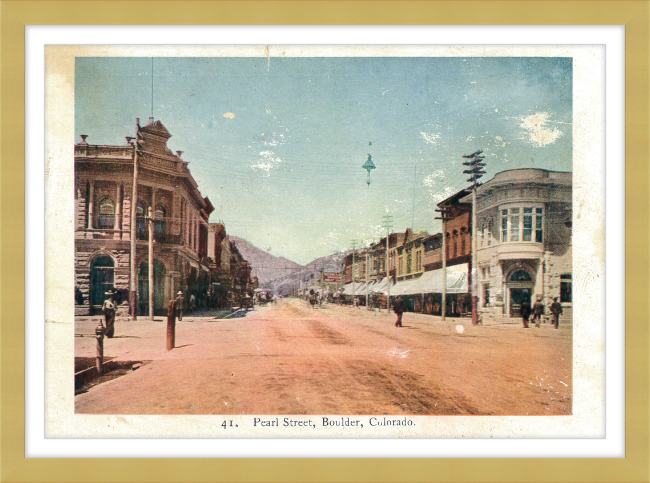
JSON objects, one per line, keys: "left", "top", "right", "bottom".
{"left": 44, "top": 44, "right": 605, "bottom": 439}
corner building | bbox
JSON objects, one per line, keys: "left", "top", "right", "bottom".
{"left": 463, "top": 169, "right": 572, "bottom": 318}
{"left": 74, "top": 118, "right": 214, "bottom": 316}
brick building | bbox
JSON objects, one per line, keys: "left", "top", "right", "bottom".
{"left": 74, "top": 118, "right": 214, "bottom": 316}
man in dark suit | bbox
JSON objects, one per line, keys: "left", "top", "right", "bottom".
{"left": 521, "top": 300, "right": 531, "bottom": 328}
{"left": 393, "top": 297, "right": 406, "bottom": 328}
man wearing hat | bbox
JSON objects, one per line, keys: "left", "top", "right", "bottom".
{"left": 175, "top": 290, "right": 185, "bottom": 321}
{"left": 102, "top": 289, "right": 117, "bottom": 338}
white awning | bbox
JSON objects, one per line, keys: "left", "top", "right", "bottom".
{"left": 353, "top": 282, "right": 367, "bottom": 295}
{"left": 391, "top": 263, "right": 469, "bottom": 296}
{"left": 370, "top": 277, "right": 393, "bottom": 295}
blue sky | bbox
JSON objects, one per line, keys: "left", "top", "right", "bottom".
{"left": 76, "top": 56, "right": 572, "bottom": 265}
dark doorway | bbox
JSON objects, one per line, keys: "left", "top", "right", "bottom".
{"left": 90, "top": 256, "right": 114, "bottom": 314}
{"left": 138, "top": 262, "right": 148, "bottom": 316}
{"left": 509, "top": 288, "right": 531, "bottom": 317}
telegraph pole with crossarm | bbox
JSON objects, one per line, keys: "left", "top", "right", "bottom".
{"left": 462, "top": 149, "right": 486, "bottom": 326}
{"left": 435, "top": 206, "right": 451, "bottom": 321}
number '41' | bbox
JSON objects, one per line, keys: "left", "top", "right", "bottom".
{"left": 221, "top": 420, "right": 236, "bottom": 429}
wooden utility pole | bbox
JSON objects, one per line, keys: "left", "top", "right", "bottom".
{"left": 381, "top": 215, "right": 393, "bottom": 313}
{"left": 129, "top": 120, "right": 141, "bottom": 320}
{"left": 350, "top": 240, "right": 357, "bottom": 306}
{"left": 462, "top": 150, "right": 486, "bottom": 326}
{"left": 435, "top": 207, "right": 450, "bottom": 321}
{"left": 148, "top": 206, "right": 154, "bottom": 321}
{"left": 365, "top": 251, "right": 369, "bottom": 309}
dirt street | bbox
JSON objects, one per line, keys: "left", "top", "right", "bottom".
{"left": 75, "top": 299, "right": 571, "bottom": 415}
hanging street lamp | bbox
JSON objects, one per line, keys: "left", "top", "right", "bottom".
{"left": 362, "top": 154, "right": 376, "bottom": 187}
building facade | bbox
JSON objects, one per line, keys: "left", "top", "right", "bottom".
{"left": 74, "top": 118, "right": 214, "bottom": 316}
{"left": 463, "top": 168, "right": 572, "bottom": 317}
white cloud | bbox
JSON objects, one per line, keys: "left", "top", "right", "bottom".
{"left": 222, "top": 112, "right": 235, "bottom": 120}
{"left": 427, "top": 185, "right": 456, "bottom": 204}
{"left": 251, "top": 150, "right": 283, "bottom": 175}
{"left": 519, "top": 112, "right": 563, "bottom": 147}
{"left": 420, "top": 132, "right": 441, "bottom": 145}
{"left": 423, "top": 169, "right": 445, "bottom": 187}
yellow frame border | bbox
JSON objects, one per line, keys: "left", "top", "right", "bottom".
{"left": 3, "top": 1, "right": 647, "bottom": 482}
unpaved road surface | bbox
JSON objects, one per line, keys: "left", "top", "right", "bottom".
{"left": 75, "top": 299, "right": 571, "bottom": 415}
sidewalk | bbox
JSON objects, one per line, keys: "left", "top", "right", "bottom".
{"left": 313, "top": 302, "right": 571, "bottom": 328}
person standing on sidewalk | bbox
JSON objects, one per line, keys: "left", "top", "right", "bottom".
{"left": 532, "top": 296, "right": 545, "bottom": 328}
{"left": 521, "top": 299, "right": 531, "bottom": 328}
{"left": 393, "top": 297, "right": 405, "bottom": 328}
{"left": 550, "top": 297, "right": 563, "bottom": 329}
{"left": 102, "top": 290, "right": 117, "bottom": 338}
{"left": 175, "top": 291, "right": 185, "bottom": 321}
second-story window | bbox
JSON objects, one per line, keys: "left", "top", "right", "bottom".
{"left": 98, "top": 198, "right": 115, "bottom": 229}
{"left": 136, "top": 201, "right": 147, "bottom": 240}
{"left": 406, "top": 252, "right": 412, "bottom": 274}
{"left": 501, "top": 206, "right": 544, "bottom": 243}
{"left": 487, "top": 220, "right": 492, "bottom": 245}
{"left": 154, "top": 205, "right": 166, "bottom": 242}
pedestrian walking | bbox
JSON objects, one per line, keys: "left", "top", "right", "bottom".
{"left": 175, "top": 290, "right": 185, "bottom": 321}
{"left": 521, "top": 299, "right": 531, "bottom": 328}
{"left": 532, "top": 296, "right": 545, "bottom": 328}
{"left": 393, "top": 297, "right": 405, "bottom": 328}
{"left": 102, "top": 289, "right": 117, "bottom": 338}
{"left": 550, "top": 297, "right": 563, "bottom": 329}
{"left": 189, "top": 293, "right": 196, "bottom": 312}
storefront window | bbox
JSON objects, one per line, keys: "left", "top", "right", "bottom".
{"left": 560, "top": 274, "right": 572, "bottom": 302}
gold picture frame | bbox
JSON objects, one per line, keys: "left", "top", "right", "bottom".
{"left": 3, "top": 1, "right": 648, "bottom": 481}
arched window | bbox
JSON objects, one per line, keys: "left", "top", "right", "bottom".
{"left": 136, "top": 201, "right": 147, "bottom": 240}
{"left": 509, "top": 270, "right": 532, "bottom": 282}
{"left": 154, "top": 205, "right": 166, "bottom": 242}
{"left": 98, "top": 198, "right": 115, "bottom": 229}
{"left": 487, "top": 220, "right": 493, "bottom": 246}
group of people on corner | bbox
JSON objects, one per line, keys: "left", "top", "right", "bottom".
{"left": 389, "top": 294, "right": 563, "bottom": 330}
{"left": 521, "top": 296, "right": 564, "bottom": 329}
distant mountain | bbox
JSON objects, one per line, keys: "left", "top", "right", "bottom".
{"left": 228, "top": 236, "right": 302, "bottom": 285}
{"left": 264, "top": 250, "right": 350, "bottom": 296}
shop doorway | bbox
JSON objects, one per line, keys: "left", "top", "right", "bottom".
{"left": 90, "top": 256, "right": 114, "bottom": 314}
{"left": 509, "top": 288, "right": 531, "bottom": 317}
{"left": 507, "top": 269, "right": 534, "bottom": 317}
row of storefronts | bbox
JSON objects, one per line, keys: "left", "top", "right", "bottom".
{"left": 340, "top": 168, "right": 572, "bottom": 318}
{"left": 74, "top": 118, "right": 255, "bottom": 317}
